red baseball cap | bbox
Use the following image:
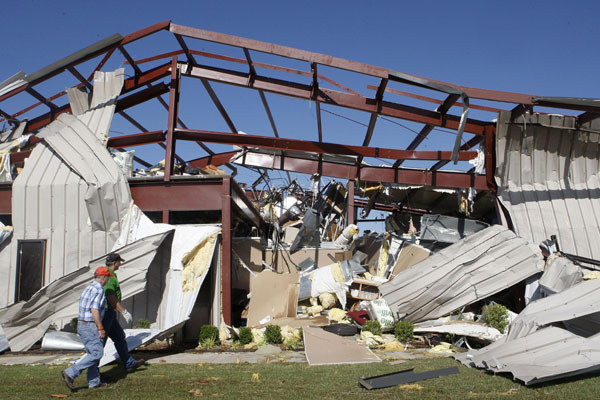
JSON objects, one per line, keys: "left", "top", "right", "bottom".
{"left": 94, "top": 266, "right": 114, "bottom": 277}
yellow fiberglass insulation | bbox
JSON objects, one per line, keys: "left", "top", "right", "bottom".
{"left": 319, "top": 293, "right": 336, "bottom": 309}
{"left": 328, "top": 308, "right": 347, "bottom": 323}
{"left": 331, "top": 262, "right": 347, "bottom": 283}
{"left": 181, "top": 233, "right": 219, "bottom": 292}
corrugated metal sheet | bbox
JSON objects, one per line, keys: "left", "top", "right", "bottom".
{"left": 379, "top": 224, "right": 544, "bottom": 323}
{"left": 456, "top": 277, "right": 600, "bottom": 385}
{"left": 0, "top": 230, "right": 173, "bottom": 352}
{"left": 0, "top": 69, "right": 127, "bottom": 307}
{"left": 506, "top": 277, "right": 600, "bottom": 341}
{"left": 496, "top": 111, "right": 600, "bottom": 260}
{"left": 456, "top": 326, "right": 600, "bottom": 385}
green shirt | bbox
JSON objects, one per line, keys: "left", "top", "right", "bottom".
{"left": 104, "top": 267, "right": 121, "bottom": 310}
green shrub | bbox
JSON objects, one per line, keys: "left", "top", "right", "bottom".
{"left": 133, "top": 319, "right": 151, "bottom": 329}
{"left": 264, "top": 325, "right": 283, "bottom": 344}
{"left": 237, "top": 327, "right": 253, "bottom": 345}
{"left": 199, "top": 337, "right": 217, "bottom": 349}
{"left": 362, "top": 320, "right": 382, "bottom": 336}
{"left": 394, "top": 321, "right": 414, "bottom": 342}
{"left": 482, "top": 304, "right": 509, "bottom": 333}
{"left": 199, "top": 325, "right": 221, "bottom": 345}
{"left": 297, "top": 327, "right": 303, "bottom": 341}
{"left": 283, "top": 337, "right": 302, "bottom": 350}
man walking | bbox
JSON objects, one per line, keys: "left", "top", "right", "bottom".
{"left": 102, "top": 252, "right": 145, "bottom": 372}
{"left": 62, "top": 267, "right": 113, "bottom": 390}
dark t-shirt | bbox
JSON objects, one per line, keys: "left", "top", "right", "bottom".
{"left": 103, "top": 267, "right": 121, "bottom": 310}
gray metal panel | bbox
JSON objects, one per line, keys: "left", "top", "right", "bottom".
{"left": 496, "top": 111, "right": 600, "bottom": 260}
{"left": 538, "top": 255, "right": 582, "bottom": 295}
{"left": 456, "top": 326, "right": 600, "bottom": 385}
{"left": 379, "top": 225, "right": 544, "bottom": 322}
{"left": 507, "top": 277, "right": 600, "bottom": 341}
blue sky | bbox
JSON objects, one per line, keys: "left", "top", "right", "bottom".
{"left": 1, "top": 0, "right": 598, "bottom": 228}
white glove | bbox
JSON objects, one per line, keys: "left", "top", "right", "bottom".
{"left": 122, "top": 310, "right": 133, "bottom": 325}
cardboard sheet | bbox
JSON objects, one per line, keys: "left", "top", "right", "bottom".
{"left": 246, "top": 270, "right": 299, "bottom": 327}
{"left": 303, "top": 326, "right": 381, "bottom": 366}
{"left": 391, "top": 243, "right": 430, "bottom": 277}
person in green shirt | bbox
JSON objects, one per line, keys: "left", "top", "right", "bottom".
{"left": 101, "top": 252, "right": 146, "bottom": 372}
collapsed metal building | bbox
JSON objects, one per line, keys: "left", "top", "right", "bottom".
{"left": 1, "top": 21, "right": 600, "bottom": 381}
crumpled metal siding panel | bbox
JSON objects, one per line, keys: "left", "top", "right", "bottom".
{"left": 496, "top": 111, "right": 600, "bottom": 260}
{"left": 0, "top": 69, "right": 127, "bottom": 306}
{"left": 0, "top": 230, "right": 173, "bottom": 352}
{"left": 456, "top": 326, "right": 600, "bottom": 385}
{"left": 379, "top": 224, "right": 544, "bottom": 323}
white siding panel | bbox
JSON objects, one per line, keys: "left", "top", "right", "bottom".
{"left": 496, "top": 112, "right": 600, "bottom": 260}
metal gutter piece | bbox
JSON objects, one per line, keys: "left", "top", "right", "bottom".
{"left": 359, "top": 367, "right": 459, "bottom": 390}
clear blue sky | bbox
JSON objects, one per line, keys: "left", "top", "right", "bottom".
{"left": 2, "top": 0, "right": 598, "bottom": 96}
{"left": 1, "top": 0, "right": 598, "bottom": 230}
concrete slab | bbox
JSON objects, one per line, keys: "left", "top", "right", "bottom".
{"left": 255, "top": 344, "right": 283, "bottom": 356}
{"left": 0, "top": 354, "right": 80, "bottom": 365}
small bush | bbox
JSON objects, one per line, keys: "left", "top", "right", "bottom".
{"left": 283, "top": 337, "right": 302, "bottom": 350}
{"left": 264, "top": 325, "right": 283, "bottom": 344}
{"left": 133, "top": 319, "right": 151, "bottom": 329}
{"left": 237, "top": 327, "right": 253, "bottom": 345}
{"left": 297, "top": 328, "right": 303, "bottom": 341}
{"left": 394, "top": 321, "right": 414, "bottom": 342}
{"left": 482, "top": 304, "right": 509, "bottom": 333}
{"left": 199, "top": 337, "right": 217, "bottom": 349}
{"left": 199, "top": 325, "right": 221, "bottom": 345}
{"left": 362, "top": 320, "right": 382, "bottom": 336}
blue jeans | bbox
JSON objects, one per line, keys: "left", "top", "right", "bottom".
{"left": 102, "top": 309, "right": 136, "bottom": 369}
{"left": 65, "top": 322, "right": 104, "bottom": 388}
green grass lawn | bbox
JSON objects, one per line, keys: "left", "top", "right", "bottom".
{"left": 1, "top": 357, "right": 599, "bottom": 399}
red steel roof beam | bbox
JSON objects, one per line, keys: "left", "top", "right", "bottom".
{"left": 174, "top": 128, "right": 477, "bottom": 161}
{"left": 180, "top": 62, "right": 491, "bottom": 135}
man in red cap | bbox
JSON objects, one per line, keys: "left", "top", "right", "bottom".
{"left": 62, "top": 267, "right": 113, "bottom": 390}
{"left": 102, "top": 252, "right": 145, "bottom": 372}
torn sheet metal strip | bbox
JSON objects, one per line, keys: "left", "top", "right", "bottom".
{"left": 359, "top": 367, "right": 459, "bottom": 390}
{"left": 388, "top": 70, "right": 469, "bottom": 164}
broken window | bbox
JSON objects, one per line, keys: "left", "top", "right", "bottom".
{"left": 15, "top": 239, "right": 46, "bottom": 302}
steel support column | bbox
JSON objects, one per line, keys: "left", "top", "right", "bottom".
{"left": 221, "top": 177, "right": 232, "bottom": 326}
{"left": 484, "top": 125, "right": 496, "bottom": 191}
{"left": 164, "top": 56, "right": 180, "bottom": 181}
{"left": 347, "top": 179, "right": 355, "bottom": 225}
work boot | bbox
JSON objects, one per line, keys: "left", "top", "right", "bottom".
{"left": 61, "top": 370, "right": 75, "bottom": 391}
{"left": 126, "top": 358, "right": 147, "bottom": 373}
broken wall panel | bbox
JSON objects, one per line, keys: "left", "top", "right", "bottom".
{"left": 496, "top": 112, "right": 600, "bottom": 260}
{"left": 0, "top": 70, "right": 128, "bottom": 308}
{"left": 0, "top": 230, "right": 172, "bottom": 352}
{"left": 380, "top": 225, "right": 544, "bottom": 323}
